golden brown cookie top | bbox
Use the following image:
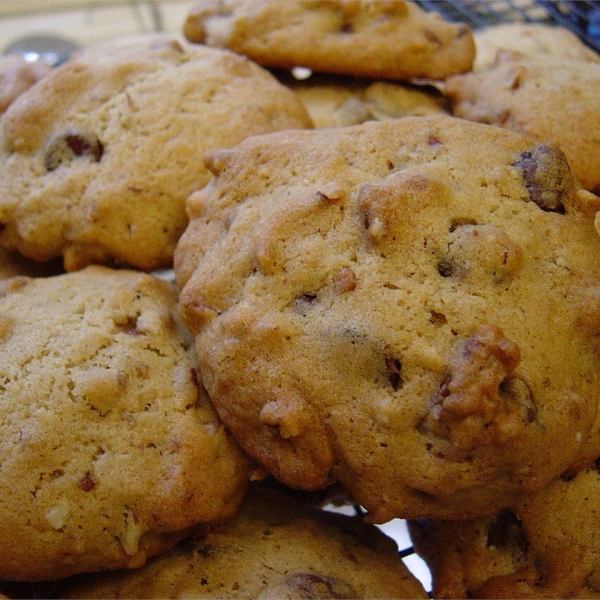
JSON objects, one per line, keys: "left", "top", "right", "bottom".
{"left": 0, "top": 37, "right": 312, "bottom": 272}
{"left": 56, "top": 483, "right": 428, "bottom": 599}
{"left": 176, "top": 115, "right": 600, "bottom": 521}
{"left": 473, "top": 22, "right": 600, "bottom": 70}
{"left": 0, "top": 267, "right": 253, "bottom": 580}
{"left": 184, "top": 0, "right": 475, "bottom": 80}
{"left": 446, "top": 50, "right": 600, "bottom": 194}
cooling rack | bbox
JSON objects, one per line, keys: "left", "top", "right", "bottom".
{"left": 417, "top": 0, "right": 600, "bottom": 52}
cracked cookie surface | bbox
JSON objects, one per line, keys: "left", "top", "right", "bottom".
{"left": 445, "top": 51, "right": 600, "bottom": 194}
{"left": 56, "top": 482, "right": 428, "bottom": 599}
{"left": 0, "top": 37, "right": 311, "bottom": 272}
{"left": 0, "top": 266, "right": 253, "bottom": 580}
{"left": 176, "top": 115, "right": 600, "bottom": 521}
{"left": 184, "top": 0, "right": 475, "bottom": 80}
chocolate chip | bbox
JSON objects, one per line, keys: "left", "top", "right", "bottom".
{"left": 385, "top": 356, "right": 403, "bottom": 391}
{"left": 487, "top": 510, "right": 528, "bottom": 555}
{"left": 77, "top": 471, "right": 96, "bottom": 492}
{"left": 44, "top": 129, "right": 104, "bottom": 171}
{"left": 512, "top": 143, "right": 572, "bottom": 213}
{"left": 436, "top": 258, "right": 454, "bottom": 278}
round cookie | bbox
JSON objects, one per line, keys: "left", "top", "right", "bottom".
{"left": 0, "top": 36, "right": 312, "bottom": 272}
{"left": 0, "top": 54, "right": 51, "bottom": 115}
{"left": 56, "top": 482, "right": 428, "bottom": 599}
{"left": 473, "top": 22, "right": 600, "bottom": 71}
{"left": 277, "top": 70, "right": 448, "bottom": 129}
{"left": 445, "top": 50, "right": 600, "bottom": 194}
{"left": 175, "top": 115, "right": 600, "bottom": 522}
{"left": 183, "top": 0, "right": 475, "bottom": 81}
{"left": 409, "top": 458, "right": 600, "bottom": 598}
{"left": 0, "top": 267, "right": 253, "bottom": 580}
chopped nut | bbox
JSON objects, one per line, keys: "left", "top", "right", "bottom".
{"left": 385, "top": 356, "right": 403, "bottom": 391}
{"left": 45, "top": 500, "right": 69, "bottom": 531}
{"left": 77, "top": 471, "right": 96, "bottom": 492}
{"left": 333, "top": 267, "right": 357, "bottom": 294}
{"left": 419, "top": 324, "right": 531, "bottom": 451}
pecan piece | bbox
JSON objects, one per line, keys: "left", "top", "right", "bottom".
{"left": 420, "top": 324, "right": 533, "bottom": 451}
{"left": 258, "top": 573, "right": 358, "bottom": 599}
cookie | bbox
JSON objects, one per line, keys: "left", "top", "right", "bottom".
{"left": 277, "top": 71, "right": 448, "bottom": 128}
{"left": 183, "top": 0, "right": 475, "bottom": 80}
{"left": 175, "top": 115, "right": 600, "bottom": 522}
{"left": 0, "top": 267, "right": 253, "bottom": 580}
{"left": 445, "top": 50, "right": 600, "bottom": 194}
{"left": 409, "top": 458, "right": 600, "bottom": 598}
{"left": 56, "top": 482, "right": 428, "bottom": 599}
{"left": 0, "top": 36, "right": 312, "bottom": 272}
{"left": 0, "top": 54, "right": 51, "bottom": 115}
{"left": 473, "top": 22, "right": 600, "bottom": 71}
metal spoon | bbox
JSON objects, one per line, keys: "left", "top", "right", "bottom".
{"left": 3, "top": 33, "right": 80, "bottom": 67}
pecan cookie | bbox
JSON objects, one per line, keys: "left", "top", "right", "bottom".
{"left": 473, "top": 22, "right": 600, "bottom": 71}
{"left": 176, "top": 115, "right": 600, "bottom": 522}
{"left": 0, "top": 267, "right": 253, "bottom": 580}
{"left": 277, "top": 70, "right": 448, "bottom": 129}
{"left": 56, "top": 483, "right": 428, "bottom": 599}
{"left": 445, "top": 50, "right": 600, "bottom": 193}
{"left": 0, "top": 54, "right": 51, "bottom": 114}
{"left": 0, "top": 37, "right": 311, "bottom": 272}
{"left": 184, "top": 0, "right": 475, "bottom": 80}
{"left": 409, "top": 458, "right": 600, "bottom": 598}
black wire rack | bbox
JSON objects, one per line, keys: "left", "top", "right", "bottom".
{"left": 416, "top": 0, "right": 600, "bottom": 53}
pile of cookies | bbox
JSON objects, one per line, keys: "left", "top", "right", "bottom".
{"left": 1, "top": 1, "right": 599, "bottom": 598}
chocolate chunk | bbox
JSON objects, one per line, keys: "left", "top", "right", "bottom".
{"left": 487, "top": 510, "right": 528, "bottom": 555}
{"left": 512, "top": 143, "right": 572, "bottom": 213}
{"left": 44, "top": 129, "right": 104, "bottom": 171}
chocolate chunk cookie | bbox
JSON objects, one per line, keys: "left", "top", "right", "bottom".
{"left": 0, "top": 267, "right": 253, "bottom": 580}
{"left": 0, "top": 37, "right": 312, "bottom": 272}
{"left": 445, "top": 50, "right": 600, "bottom": 193}
{"left": 56, "top": 483, "right": 428, "bottom": 599}
{"left": 277, "top": 70, "right": 448, "bottom": 129}
{"left": 184, "top": 0, "right": 475, "bottom": 80}
{"left": 473, "top": 22, "right": 600, "bottom": 71}
{"left": 409, "top": 457, "right": 600, "bottom": 598}
{"left": 176, "top": 115, "right": 600, "bottom": 522}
